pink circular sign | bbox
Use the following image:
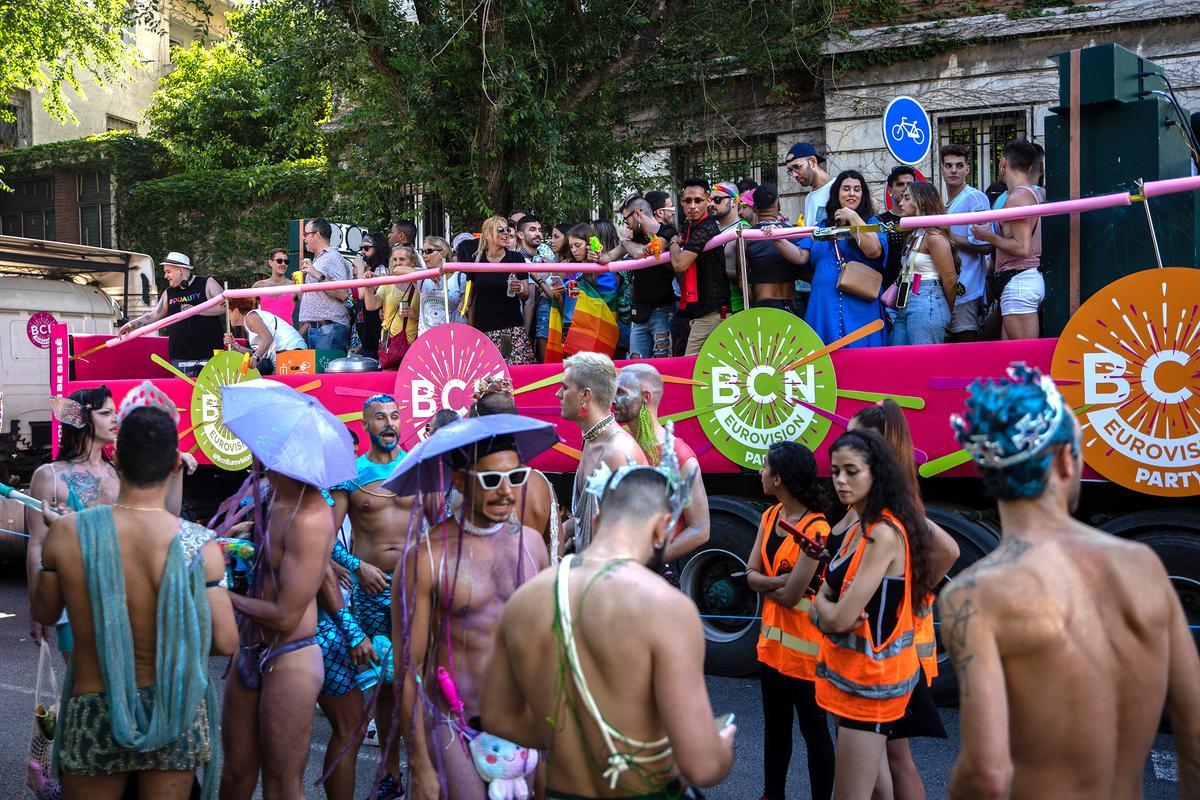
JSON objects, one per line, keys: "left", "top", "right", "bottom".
{"left": 394, "top": 324, "right": 509, "bottom": 448}
{"left": 27, "top": 312, "right": 57, "bottom": 349}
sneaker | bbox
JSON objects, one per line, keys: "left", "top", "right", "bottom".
{"left": 377, "top": 772, "right": 405, "bottom": 799}
{"left": 362, "top": 718, "right": 380, "bottom": 747}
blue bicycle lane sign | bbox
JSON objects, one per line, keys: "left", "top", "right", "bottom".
{"left": 882, "top": 96, "right": 931, "bottom": 165}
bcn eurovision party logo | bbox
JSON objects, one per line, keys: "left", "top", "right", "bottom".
{"left": 1052, "top": 268, "right": 1200, "bottom": 497}
{"left": 190, "top": 351, "right": 261, "bottom": 470}
{"left": 693, "top": 309, "right": 838, "bottom": 470}
{"left": 395, "top": 323, "right": 509, "bottom": 447}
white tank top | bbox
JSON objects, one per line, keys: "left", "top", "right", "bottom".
{"left": 905, "top": 234, "right": 940, "bottom": 280}
{"left": 248, "top": 309, "right": 306, "bottom": 356}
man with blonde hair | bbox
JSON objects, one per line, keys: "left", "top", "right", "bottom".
{"left": 556, "top": 352, "right": 647, "bottom": 554}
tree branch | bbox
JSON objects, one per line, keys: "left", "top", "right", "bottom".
{"left": 559, "top": 0, "right": 691, "bottom": 111}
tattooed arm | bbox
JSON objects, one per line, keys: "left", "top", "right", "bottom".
{"left": 941, "top": 580, "right": 1013, "bottom": 800}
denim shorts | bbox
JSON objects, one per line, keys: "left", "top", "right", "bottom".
{"left": 1000, "top": 269, "right": 1044, "bottom": 316}
{"left": 890, "top": 279, "right": 951, "bottom": 346}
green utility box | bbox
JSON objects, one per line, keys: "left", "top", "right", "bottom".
{"left": 1043, "top": 44, "right": 1200, "bottom": 335}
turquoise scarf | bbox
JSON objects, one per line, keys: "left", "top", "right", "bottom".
{"left": 54, "top": 506, "right": 220, "bottom": 798}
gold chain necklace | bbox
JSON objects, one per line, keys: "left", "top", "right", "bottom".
{"left": 113, "top": 502, "right": 166, "bottom": 512}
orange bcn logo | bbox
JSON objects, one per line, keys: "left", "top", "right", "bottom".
{"left": 1051, "top": 268, "right": 1200, "bottom": 497}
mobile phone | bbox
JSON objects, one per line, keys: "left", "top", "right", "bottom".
{"left": 895, "top": 279, "right": 911, "bottom": 309}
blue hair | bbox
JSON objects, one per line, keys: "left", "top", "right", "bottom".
{"left": 953, "top": 363, "right": 1078, "bottom": 500}
{"left": 363, "top": 393, "right": 397, "bottom": 414}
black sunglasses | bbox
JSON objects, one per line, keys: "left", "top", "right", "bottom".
{"left": 271, "top": 257, "right": 287, "bottom": 264}
{"left": 421, "top": 248, "right": 444, "bottom": 256}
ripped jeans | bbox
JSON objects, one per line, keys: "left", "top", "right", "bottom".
{"left": 628, "top": 305, "right": 675, "bottom": 359}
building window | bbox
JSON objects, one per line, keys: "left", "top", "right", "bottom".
{"left": 0, "top": 91, "right": 32, "bottom": 150}
{"left": 0, "top": 176, "right": 55, "bottom": 239}
{"left": 937, "top": 110, "right": 1031, "bottom": 192}
{"left": 78, "top": 172, "right": 113, "bottom": 248}
{"left": 106, "top": 115, "right": 137, "bottom": 132}
{"left": 672, "top": 137, "right": 779, "bottom": 188}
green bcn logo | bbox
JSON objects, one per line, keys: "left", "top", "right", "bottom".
{"left": 692, "top": 309, "right": 837, "bottom": 470}
{"left": 190, "top": 351, "right": 260, "bottom": 471}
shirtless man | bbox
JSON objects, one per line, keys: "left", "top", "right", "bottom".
{"left": 399, "top": 434, "right": 549, "bottom": 800}
{"left": 612, "top": 364, "right": 709, "bottom": 561}
{"left": 483, "top": 467, "right": 736, "bottom": 798}
{"left": 31, "top": 405, "right": 236, "bottom": 799}
{"left": 28, "top": 386, "right": 194, "bottom": 657}
{"left": 327, "top": 393, "right": 411, "bottom": 797}
{"left": 220, "top": 459, "right": 342, "bottom": 798}
{"left": 471, "top": 385, "right": 559, "bottom": 554}
{"left": 557, "top": 352, "right": 647, "bottom": 555}
{"left": 942, "top": 364, "right": 1200, "bottom": 799}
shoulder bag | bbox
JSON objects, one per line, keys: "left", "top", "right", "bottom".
{"left": 833, "top": 237, "right": 883, "bottom": 302}
{"left": 379, "top": 286, "right": 415, "bottom": 371}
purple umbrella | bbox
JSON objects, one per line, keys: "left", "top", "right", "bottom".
{"left": 221, "top": 380, "right": 357, "bottom": 487}
{"left": 381, "top": 413, "right": 559, "bottom": 496}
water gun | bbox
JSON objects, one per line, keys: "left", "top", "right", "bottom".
{"left": 292, "top": 270, "right": 304, "bottom": 285}
{"left": 0, "top": 482, "right": 43, "bottom": 513}
{"left": 646, "top": 236, "right": 664, "bottom": 257}
{"left": 354, "top": 635, "right": 395, "bottom": 692}
{"left": 436, "top": 665, "right": 470, "bottom": 735}
{"left": 217, "top": 537, "right": 255, "bottom": 561}
{"left": 239, "top": 351, "right": 252, "bottom": 376}
{"left": 588, "top": 236, "right": 603, "bottom": 253}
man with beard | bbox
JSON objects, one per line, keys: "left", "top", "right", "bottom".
{"left": 118, "top": 252, "right": 225, "bottom": 361}
{"left": 557, "top": 351, "right": 647, "bottom": 555}
{"left": 482, "top": 465, "right": 736, "bottom": 799}
{"left": 399, "top": 434, "right": 549, "bottom": 800}
{"left": 942, "top": 364, "right": 1200, "bottom": 798}
{"left": 612, "top": 364, "right": 709, "bottom": 561}
{"left": 324, "top": 393, "right": 411, "bottom": 798}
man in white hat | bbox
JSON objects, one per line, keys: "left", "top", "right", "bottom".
{"left": 118, "top": 252, "right": 226, "bottom": 361}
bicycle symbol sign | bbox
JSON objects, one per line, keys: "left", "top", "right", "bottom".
{"left": 882, "top": 96, "right": 931, "bottom": 165}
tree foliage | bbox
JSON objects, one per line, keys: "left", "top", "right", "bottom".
{"left": 144, "top": 40, "right": 328, "bottom": 170}
{"left": 232, "top": 0, "right": 826, "bottom": 227}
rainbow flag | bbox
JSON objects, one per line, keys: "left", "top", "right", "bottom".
{"left": 545, "top": 303, "right": 565, "bottom": 363}
{"left": 564, "top": 281, "right": 619, "bottom": 356}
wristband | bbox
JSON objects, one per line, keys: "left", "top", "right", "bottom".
{"left": 331, "top": 541, "right": 361, "bottom": 573}
{"left": 336, "top": 606, "right": 366, "bottom": 648}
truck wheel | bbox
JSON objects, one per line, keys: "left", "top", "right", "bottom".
{"left": 925, "top": 504, "right": 999, "bottom": 706}
{"left": 678, "top": 510, "right": 762, "bottom": 677}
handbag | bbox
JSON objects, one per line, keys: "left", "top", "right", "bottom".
{"left": 27, "top": 639, "right": 61, "bottom": 800}
{"left": 833, "top": 238, "right": 883, "bottom": 302}
{"left": 379, "top": 286, "right": 414, "bottom": 371}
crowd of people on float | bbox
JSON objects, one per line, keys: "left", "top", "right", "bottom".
{"left": 116, "top": 137, "right": 1049, "bottom": 370}
{"left": 23, "top": 353, "right": 1200, "bottom": 800}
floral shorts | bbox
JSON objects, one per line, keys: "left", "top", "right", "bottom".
{"left": 484, "top": 326, "right": 535, "bottom": 365}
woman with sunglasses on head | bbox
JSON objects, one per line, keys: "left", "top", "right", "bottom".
{"left": 812, "top": 429, "right": 937, "bottom": 800}
{"left": 351, "top": 233, "right": 391, "bottom": 360}
{"left": 844, "top": 400, "right": 959, "bottom": 800}
{"left": 746, "top": 441, "right": 836, "bottom": 800}
{"left": 415, "top": 236, "right": 466, "bottom": 334}
{"left": 363, "top": 246, "right": 420, "bottom": 367}
{"left": 466, "top": 216, "right": 535, "bottom": 364}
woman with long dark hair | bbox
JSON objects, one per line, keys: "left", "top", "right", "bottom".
{"left": 892, "top": 182, "right": 959, "bottom": 346}
{"left": 26, "top": 386, "right": 118, "bottom": 657}
{"left": 811, "top": 429, "right": 935, "bottom": 800}
{"left": 848, "top": 400, "right": 960, "bottom": 800}
{"left": 746, "top": 442, "right": 836, "bottom": 800}
{"left": 768, "top": 170, "right": 889, "bottom": 347}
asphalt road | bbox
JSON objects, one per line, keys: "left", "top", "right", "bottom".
{"left": 0, "top": 562, "right": 1181, "bottom": 799}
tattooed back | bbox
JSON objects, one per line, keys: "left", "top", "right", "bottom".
{"left": 940, "top": 520, "right": 1197, "bottom": 800}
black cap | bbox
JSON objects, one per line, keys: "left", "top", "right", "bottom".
{"left": 783, "top": 142, "right": 825, "bottom": 164}
{"left": 752, "top": 182, "right": 779, "bottom": 212}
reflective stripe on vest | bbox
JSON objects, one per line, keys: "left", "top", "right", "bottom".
{"left": 916, "top": 640, "right": 936, "bottom": 659}
{"left": 914, "top": 592, "right": 938, "bottom": 685}
{"left": 815, "top": 662, "right": 921, "bottom": 700}
{"left": 761, "top": 624, "right": 820, "bottom": 656}
{"left": 825, "top": 628, "right": 915, "bottom": 661}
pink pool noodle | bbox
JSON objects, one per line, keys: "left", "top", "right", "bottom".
{"left": 900, "top": 191, "right": 1131, "bottom": 230}
{"left": 104, "top": 293, "right": 226, "bottom": 348}
{"left": 1142, "top": 174, "right": 1200, "bottom": 198}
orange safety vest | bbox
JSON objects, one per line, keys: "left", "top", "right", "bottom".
{"left": 815, "top": 511, "right": 920, "bottom": 723}
{"left": 756, "top": 505, "right": 830, "bottom": 681}
{"left": 914, "top": 593, "right": 937, "bottom": 686}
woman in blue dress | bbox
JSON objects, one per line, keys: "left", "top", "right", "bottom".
{"left": 766, "top": 170, "right": 889, "bottom": 348}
